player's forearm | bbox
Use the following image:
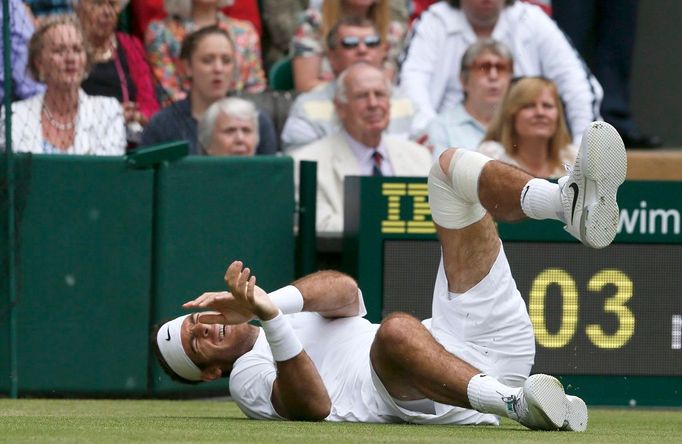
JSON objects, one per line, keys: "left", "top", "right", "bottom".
{"left": 261, "top": 311, "right": 331, "bottom": 420}
{"left": 271, "top": 354, "right": 331, "bottom": 421}
{"left": 293, "top": 270, "right": 361, "bottom": 318}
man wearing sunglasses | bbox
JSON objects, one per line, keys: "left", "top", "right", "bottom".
{"left": 281, "top": 16, "right": 416, "bottom": 153}
{"left": 427, "top": 38, "right": 514, "bottom": 158}
{"left": 401, "top": 0, "right": 602, "bottom": 146}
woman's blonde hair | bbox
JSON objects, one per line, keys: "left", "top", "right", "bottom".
{"left": 28, "top": 14, "right": 93, "bottom": 81}
{"left": 321, "top": 0, "right": 390, "bottom": 49}
{"left": 164, "top": 0, "right": 235, "bottom": 18}
{"left": 484, "top": 77, "right": 571, "bottom": 171}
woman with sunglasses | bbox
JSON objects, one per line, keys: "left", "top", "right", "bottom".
{"left": 427, "top": 38, "right": 513, "bottom": 159}
{"left": 478, "top": 77, "right": 576, "bottom": 178}
{"left": 291, "top": 0, "right": 406, "bottom": 92}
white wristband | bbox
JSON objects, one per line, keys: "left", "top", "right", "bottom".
{"left": 269, "top": 285, "right": 304, "bottom": 315}
{"left": 261, "top": 310, "right": 303, "bottom": 362}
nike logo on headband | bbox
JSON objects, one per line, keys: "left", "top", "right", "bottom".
{"left": 166, "top": 327, "right": 171, "bottom": 341}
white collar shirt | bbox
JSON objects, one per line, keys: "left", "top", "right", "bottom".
{"left": 342, "top": 130, "right": 394, "bottom": 176}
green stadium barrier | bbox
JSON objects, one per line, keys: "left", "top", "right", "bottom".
{"left": 149, "top": 156, "right": 295, "bottom": 394}
{"left": 1, "top": 153, "right": 295, "bottom": 396}
{"left": 1, "top": 154, "right": 155, "bottom": 394}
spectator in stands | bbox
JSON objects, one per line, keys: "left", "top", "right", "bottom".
{"left": 0, "top": 0, "right": 45, "bottom": 104}
{"left": 291, "top": 0, "right": 406, "bottom": 92}
{"left": 145, "top": 0, "right": 266, "bottom": 103}
{"left": 281, "top": 17, "right": 414, "bottom": 153}
{"left": 1, "top": 15, "right": 125, "bottom": 155}
{"left": 400, "top": 0, "right": 602, "bottom": 144}
{"left": 409, "top": 0, "right": 551, "bottom": 26}
{"left": 198, "top": 97, "right": 258, "bottom": 156}
{"left": 141, "top": 26, "right": 276, "bottom": 155}
{"left": 130, "top": 0, "right": 262, "bottom": 41}
{"left": 427, "top": 38, "right": 513, "bottom": 158}
{"left": 290, "top": 63, "right": 431, "bottom": 234}
{"left": 75, "top": 0, "right": 159, "bottom": 147}
{"left": 553, "top": 0, "right": 662, "bottom": 148}
{"left": 477, "top": 77, "right": 576, "bottom": 178}
{"left": 260, "top": 0, "right": 308, "bottom": 70}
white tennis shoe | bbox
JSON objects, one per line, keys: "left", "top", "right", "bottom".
{"left": 562, "top": 394, "right": 589, "bottom": 432}
{"left": 506, "top": 374, "right": 587, "bottom": 431}
{"left": 559, "top": 121, "right": 627, "bottom": 249}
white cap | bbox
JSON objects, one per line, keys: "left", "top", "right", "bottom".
{"left": 156, "top": 315, "right": 203, "bottom": 381}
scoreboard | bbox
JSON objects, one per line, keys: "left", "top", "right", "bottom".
{"left": 344, "top": 177, "right": 682, "bottom": 406}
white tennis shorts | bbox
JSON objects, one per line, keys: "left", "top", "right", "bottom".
{"left": 371, "top": 242, "right": 536, "bottom": 425}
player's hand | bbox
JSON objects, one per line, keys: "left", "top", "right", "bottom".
{"left": 182, "top": 291, "right": 254, "bottom": 325}
{"left": 225, "top": 261, "right": 279, "bottom": 321}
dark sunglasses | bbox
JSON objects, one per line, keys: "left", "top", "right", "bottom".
{"left": 470, "top": 61, "right": 511, "bottom": 75}
{"left": 339, "top": 35, "right": 382, "bottom": 50}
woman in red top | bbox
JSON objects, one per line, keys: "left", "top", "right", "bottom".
{"left": 75, "top": 0, "right": 159, "bottom": 146}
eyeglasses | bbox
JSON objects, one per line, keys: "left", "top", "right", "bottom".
{"left": 339, "top": 35, "right": 382, "bottom": 50}
{"left": 469, "top": 61, "right": 512, "bottom": 75}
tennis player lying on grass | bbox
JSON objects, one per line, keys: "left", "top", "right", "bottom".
{"left": 153, "top": 122, "right": 627, "bottom": 431}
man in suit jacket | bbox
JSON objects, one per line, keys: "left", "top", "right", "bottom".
{"left": 291, "top": 63, "right": 432, "bottom": 235}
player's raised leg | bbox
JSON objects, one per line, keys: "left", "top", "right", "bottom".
{"left": 488, "top": 120, "right": 626, "bottom": 248}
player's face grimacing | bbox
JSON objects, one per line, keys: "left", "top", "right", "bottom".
{"left": 180, "top": 312, "right": 241, "bottom": 370}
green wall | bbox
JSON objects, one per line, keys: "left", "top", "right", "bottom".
{"left": 1, "top": 154, "right": 294, "bottom": 396}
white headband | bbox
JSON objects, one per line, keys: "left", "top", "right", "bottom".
{"left": 156, "top": 315, "right": 203, "bottom": 381}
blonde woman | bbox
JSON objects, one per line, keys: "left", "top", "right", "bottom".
{"left": 291, "top": 0, "right": 406, "bottom": 92}
{"left": 478, "top": 77, "right": 576, "bottom": 178}
{"left": 1, "top": 15, "right": 125, "bottom": 155}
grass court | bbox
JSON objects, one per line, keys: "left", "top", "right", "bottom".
{"left": 2, "top": 398, "right": 681, "bottom": 443}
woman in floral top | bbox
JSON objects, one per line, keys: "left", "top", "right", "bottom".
{"left": 291, "top": 0, "right": 406, "bottom": 92}
{"left": 145, "top": 0, "right": 266, "bottom": 102}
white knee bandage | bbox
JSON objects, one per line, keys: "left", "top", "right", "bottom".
{"left": 428, "top": 150, "right": 491, "bottom": 229}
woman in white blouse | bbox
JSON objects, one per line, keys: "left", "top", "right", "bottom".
{"left": 478, "top": 76, "right": 576, "bottom": 178}
{"left": 1, "top": 14, "right": 125, "bottom": 155}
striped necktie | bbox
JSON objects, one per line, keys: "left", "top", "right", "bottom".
{"left": 372, "top": 150, "right": 383, "bottom": 177}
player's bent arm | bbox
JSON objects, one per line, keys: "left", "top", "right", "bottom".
{"left": 292, "top": 270, "right": 361, "bottom": 318}
{"left": 271, "top": 353, "right": 331, "bottom": 421}
{"left": 260, "top": 311, "right": 331, "bottom": 420}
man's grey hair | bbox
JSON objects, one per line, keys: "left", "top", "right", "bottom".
{"left": 198, "top": 97, "right": 259, "bottom": 152}
{"left": 164, "top": 0, "right": 234, "bottom": 18}
{"left": 334, "top": 62, "right": 392, "bottom": 104}
{"left": 460, "top": 38, "right": 514, "bottom": 81}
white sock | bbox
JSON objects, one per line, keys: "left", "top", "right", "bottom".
{"left": 467, "top": 373, "right": 521, "bottom": 418}
{"left": 520, "top": 178, "right": 564, "bottom": 222}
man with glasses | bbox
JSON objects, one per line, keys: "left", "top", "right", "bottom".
{"left": 401, "top": 0, "right": 602, "bottom": 145}
{"left": 281, "top": 16, "right": 416, "bottom": 153}
{"left": 427, "top": 38, "right": 513, "bottom": 158}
